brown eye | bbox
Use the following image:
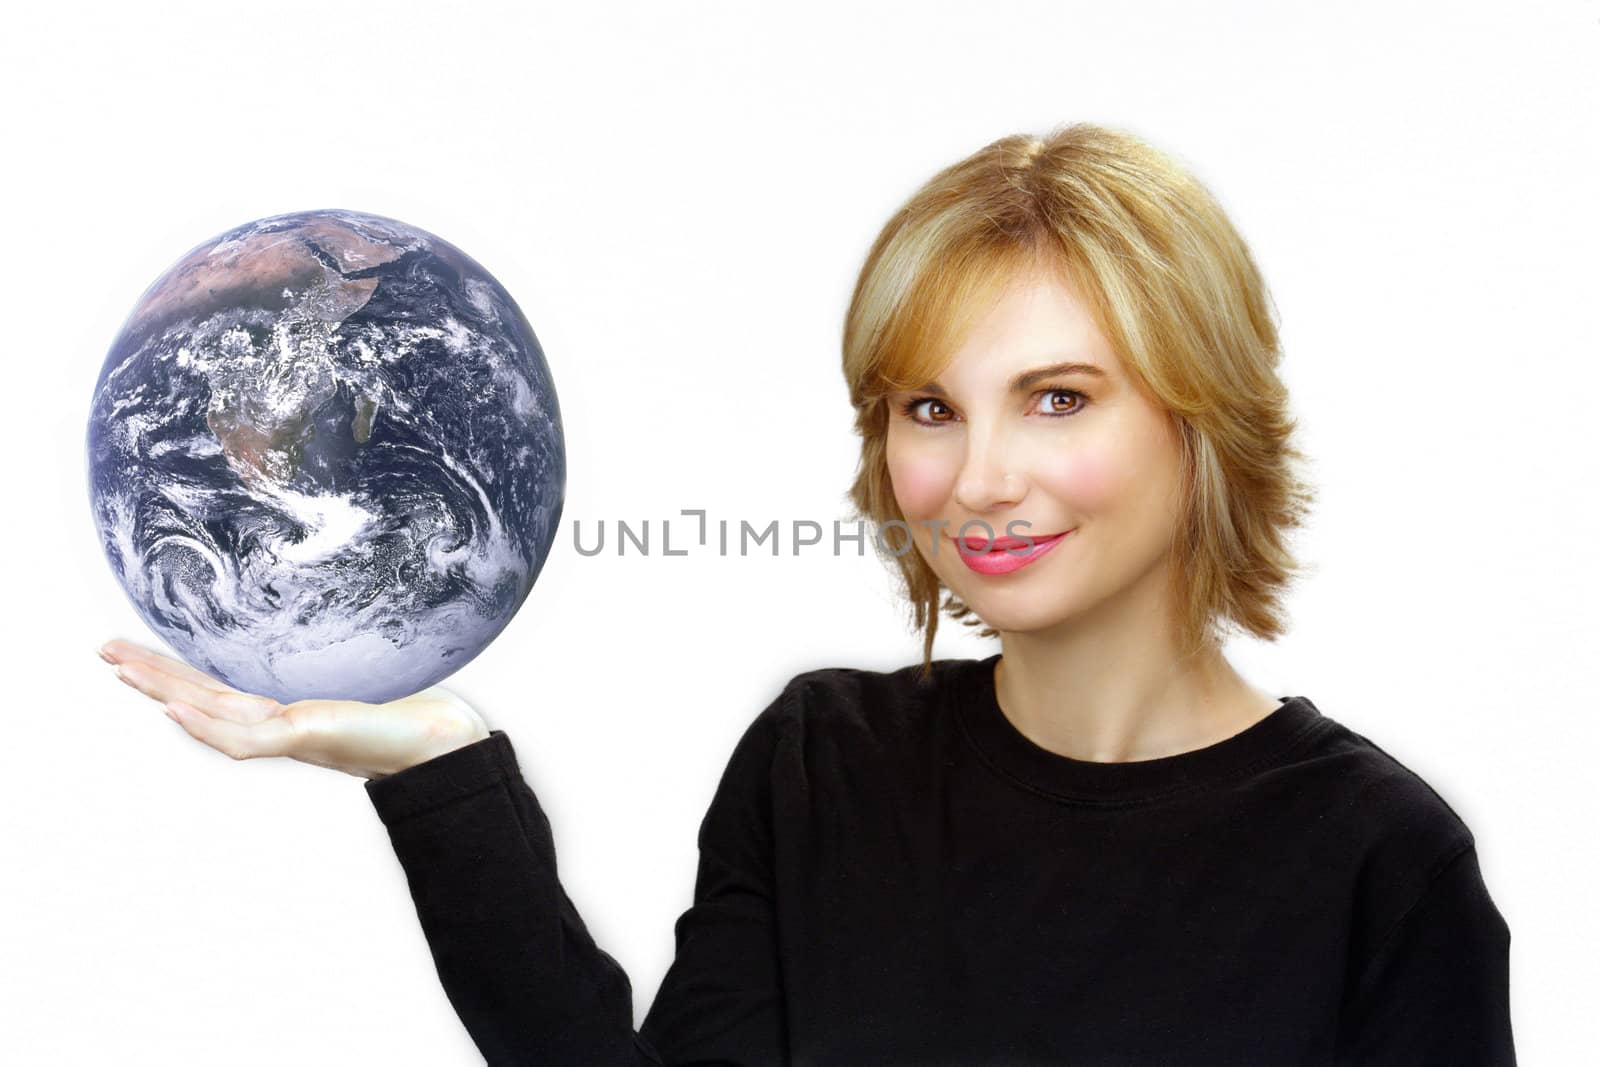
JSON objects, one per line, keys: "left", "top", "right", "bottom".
{"left": 899, "top": 397, "right": 954, "bottom": 424}
{"left": 1033, "top": 388, "right": 1088, "bottom": 417}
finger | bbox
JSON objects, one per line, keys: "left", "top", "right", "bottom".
{"left": 100, "top": 639, "right": 241, "bottom": 694}
{"left": 115, "top": 659, "right": 281, "bottom": 725}
{"left": 166, "top": 700, "right": 298, "bottom": 761}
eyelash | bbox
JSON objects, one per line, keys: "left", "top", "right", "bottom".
{"left": 896, "top": 388, "right": 1090, "bottom": 426}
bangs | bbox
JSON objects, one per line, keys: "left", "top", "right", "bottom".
{"left": 867, "top": 238, "right": 1073, "bottom": 397}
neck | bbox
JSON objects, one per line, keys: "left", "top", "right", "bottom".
{"left": 992, "top": 559, "right": 1277, "bottom": 764}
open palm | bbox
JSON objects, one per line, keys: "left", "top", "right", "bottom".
{"left": 98, "top": 638, "right": 490, "bottom": 780}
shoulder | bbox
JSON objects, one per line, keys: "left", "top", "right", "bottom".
{"left": 703, "top": 660, "right": 958, "bottom": 817}
{"left": 782, "top": 659, "right": 947, "bottom": 706}
{"left": 780, "top": 658, "right": 958, "bottom": 729}
{"left": 1298, "top": 709, "right": 1489, "bottom": 954}
{"left": 1298, "top": 715, "right": 1514, "bottom": 1020}
{"left": 746, "top": 658, "right": 968, "bottom": 770}
{"left": 722, "top": 658, "right": 950, "bottom": 755}
{"left": 1306, "top": 713, "right": 1478, "bottom": 858}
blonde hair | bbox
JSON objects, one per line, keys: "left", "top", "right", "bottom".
{"left": 842, "top": 123, "right": 1317, "bottom": 676}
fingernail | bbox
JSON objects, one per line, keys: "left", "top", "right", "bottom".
{"left": 98, "top": 647, "right": 115, "bottom": 664}
{"left": 164, "top": 708, "right": 179, "bottom": 724}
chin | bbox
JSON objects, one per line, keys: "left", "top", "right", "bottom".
{"left": 947, "top": 587, "right": 1082, "bottom": 637}
{"left": 987, "top": 611, "right": 1080, "bottom": 638}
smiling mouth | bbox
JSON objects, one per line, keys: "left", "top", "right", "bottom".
{"left": 943, "top": 529, "right": 1074, "bottom": 575}
{"left": 953, "top": 531, "right": 1068, "bottom": 554}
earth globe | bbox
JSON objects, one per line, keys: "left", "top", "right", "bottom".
{"left": 85, "top": 209, "right": 565, "bottom": 704}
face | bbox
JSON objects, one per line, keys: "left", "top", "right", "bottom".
{"left": 884, "top": 265, "right": 1186, "bottom": 637}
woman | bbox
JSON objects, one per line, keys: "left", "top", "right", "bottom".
{"left": 99, "top": 124, "right": 1515, "bottom": 1065}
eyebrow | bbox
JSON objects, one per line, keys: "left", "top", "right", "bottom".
{"left": 912, "top": 360, "right": 1107, "bottom": 398}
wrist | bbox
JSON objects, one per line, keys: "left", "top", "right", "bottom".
{"left": 410, "top": 720, "right": 491, "bottom": 768}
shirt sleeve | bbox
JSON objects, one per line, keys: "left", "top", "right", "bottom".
{"left": 364, "top": 686, "right": 794, "bottom": 1067}
{"left": 1335, "top": 843, "right": 1516, "bottom": 1065}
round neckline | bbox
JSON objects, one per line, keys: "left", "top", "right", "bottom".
{"left": 951, "top": 653, "right": 1327, "bottom": 805}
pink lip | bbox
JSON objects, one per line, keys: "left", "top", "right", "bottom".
{"left": 951, "top": 530, "right": 1072, "bottom": 575}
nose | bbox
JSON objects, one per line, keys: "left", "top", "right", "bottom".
{"left": 952, "top": 425, "right": 1025, "bottom": 515}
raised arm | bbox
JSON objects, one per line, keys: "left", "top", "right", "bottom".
{"left": 366, "top": 688, "right": 795, "bottom": 1066}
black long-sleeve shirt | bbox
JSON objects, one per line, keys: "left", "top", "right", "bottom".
{"left": 364, "top": 653, "right": 1515, "bottom": 1065}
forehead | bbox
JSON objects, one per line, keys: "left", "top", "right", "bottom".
{"left": 911, "top": 270, "right": 1120, "bottom": 391}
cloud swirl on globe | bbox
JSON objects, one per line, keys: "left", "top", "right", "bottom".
{"left": 86, "top": 209, "right": 565, "bottom": 704}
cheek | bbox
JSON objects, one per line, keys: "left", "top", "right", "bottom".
{"left": 1035, "top": 448, "right": 1125, "bottom": 513}
{"left": 886, "top": 449, "right": 951, "bottom": 519}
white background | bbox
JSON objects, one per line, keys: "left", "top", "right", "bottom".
{"left": 2, "top": 0, "right": 1594, "bottom": 1062}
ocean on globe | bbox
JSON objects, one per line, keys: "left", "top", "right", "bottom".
{"left": 85, "top": 209, "right": 565, "bottom": 704}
